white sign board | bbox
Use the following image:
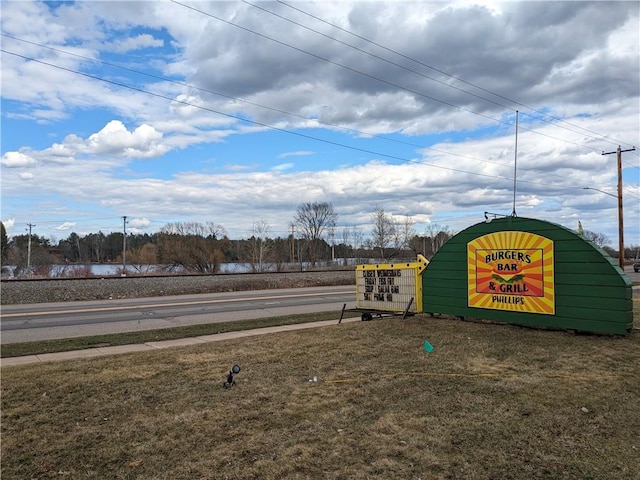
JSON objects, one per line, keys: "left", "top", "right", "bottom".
{"left": 356, "top": 267, "right": 418, "bottom": 312}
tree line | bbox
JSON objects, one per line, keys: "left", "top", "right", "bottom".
{"left": 2, "top": 202, "right": 629, "bottom": 278}
{"left": 0, "top": 203, "right": 456, "bottom": 277}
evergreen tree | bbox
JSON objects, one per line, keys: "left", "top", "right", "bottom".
{"left": 1, "top": 222, "right": 8, "bottom": 265}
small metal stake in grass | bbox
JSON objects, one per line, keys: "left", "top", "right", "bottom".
{"left": 223, "top": 364, "right": 241, "bottom": 388}
{"left": 424, "top": 340, "right": 434, "bottom": 353}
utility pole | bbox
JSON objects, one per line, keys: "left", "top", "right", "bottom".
{"left": 289, "top": 223, "right": 295, "bottom": 267}
{"left": 602, "top": 145, "right": 636, "bottom": 270}
{"left": 122, "top": 216, "right": 128, "bottom": 276}
{"left": 329, "top": 226, "right": 335, "bottom": 265}
{"left": 26, "top": 223, "right": 35, "bottom": 275}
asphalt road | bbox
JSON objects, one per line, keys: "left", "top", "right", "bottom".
{"left": 0, "top": 285, "right": 356, "bottom": 344}
{"left": 2, "top": 267, "right": 638, "bottom": 345}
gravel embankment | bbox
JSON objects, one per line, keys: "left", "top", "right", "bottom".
{"left": 1, "top": 270, "right": 356, "bottom": 305}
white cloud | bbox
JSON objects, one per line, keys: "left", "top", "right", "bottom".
{"left": 279, "top": 151, "right": 314, "bottom": 159}
{"left": 85, "top": 121, "right": 166, "bottom": 158}
{"left": 109, "top": 34, "right": 164, "bottom": 53}
{"left": 1, "top": 152, "right": 37, "bottom": 168}
{"left": 128, "top": 217, "right": 151, "bottom": 228}
{"left": 2, "top": 218, "right": 15, "bottom": 229}
{"left": 56, "top": 222, "right": 76, "bottom": 231}
{"left": 272, "top": 163, "right": 294, "bottom": 172}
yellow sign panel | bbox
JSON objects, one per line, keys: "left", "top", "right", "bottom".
{"left": 355, "top": 255, "right": 428, "bottom": 313}
{"left": 468, "top": 231, "right": 555, "bottom": 315}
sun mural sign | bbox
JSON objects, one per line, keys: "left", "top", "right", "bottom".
{"left": 467, "top": 231, "right": 555, "bottom": 315}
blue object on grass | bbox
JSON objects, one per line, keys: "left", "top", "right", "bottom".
{"left": 424, "top": 340, "right": 434, "bottom": 353}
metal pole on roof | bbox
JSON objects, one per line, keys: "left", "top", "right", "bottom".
{"left": 512, "top": 110, "right": 519, "bottom": 216}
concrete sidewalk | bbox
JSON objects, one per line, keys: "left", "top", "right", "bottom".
{"left": 1, "top": 317, "right": 359, "bottom": 368}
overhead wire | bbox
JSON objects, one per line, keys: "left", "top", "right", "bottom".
{"left": 169, "top": 0, "right": 622, "bottom": 157}
{"left": 2, "top": 48, "right": 600, "bottom": 198}
{"left": 276, "top": 0, "right": 638, "bottom": 154}
{"left": 242, "top": 0, "right": 512, "bottom": 111}
{"left": 3, "top": 2, "right": 638, "bottom": 235}
{"left": 2, "top": 7, "right": 636, "bottom": 161}
{"left": 245, "top": 0, "right": 615, "bottom": 154}
{"left": 0, "top": 35, "right": 501, "bottom": 171}
{"left": 250, "top": 1, "right": 639, "bottom": 170}
{"left": 1, "top": 33, "right": 592, "bottom": 184}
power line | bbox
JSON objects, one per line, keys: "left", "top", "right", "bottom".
{"left": 2, "top": 48, "right": 603, "bottom": 195}
{"left": 276, "top": 0, "right": 638, "bottom": 152}
{"left": 1, "top": 33, "right": 596, "bottom": 183}
{"left": 242, "top": 0, "right": 512, "bottom": 111}
{"left": 0, "top": 50, "right": 497, "bottom": 186}
{"left": 0, "top": 35, "right": 512, "bottom": 170}
{"left": 3, "top": 25, "right": 637, "bottom": 239}
{"left": 167, "top": 1, "right": 503, "bottom": 123}
{"left": 169, "top": 0, "right": 619, "bottom": 157}
{"left": 245, "top": 0, "right": 638, "bottom": 158}
{"left": 5, "top": 32, "right": 637, "bottom": 170}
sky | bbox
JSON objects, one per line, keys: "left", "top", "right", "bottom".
{"left": 1, "top": 0, "right": 639, "bottom": 249}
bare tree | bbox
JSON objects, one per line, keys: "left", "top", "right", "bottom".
{"left": 161, "top": 221, "right": 226, "bottom": 239}
{"left": 128, "top": 243, "right": 159, "bottom": 274}
{"left": 583, "top": 230, "right": 609, "bottom": 248}
{"left": 248, "top": 219, "right": 272, "bottom": 272}
{"left": 394, "top": 215, "right": 416, "bottom": 253}
{"left": 205, "top": 221, "right": 226, "bottom": 239}
{"left": 340, "top": 225, "right": 366, "bottom": 263}
{"left": 340, "top": 226, "right": 351, "bottom": 266}
{"left": 294, "top": 201, "right": 337, "bottom": 266}
{"left": 328, "top": 224, "right": 336, "bottom": 264}
{"left": 158, "top": 221, "right": 226, "bottom": 273}
{"left": 6, "top": 234, "right": 53, "bottom": 277}
{"left": 88, "top": 232, "right": 105, "bottom": 263}
{"left": 371, "top": 206, "right": 395, "bottom": 259}
{"left": 425, "top": 223, "right": 453, "bottom": 257}
{"left": 352, "top": 226, "right": 364, "bottom": 251}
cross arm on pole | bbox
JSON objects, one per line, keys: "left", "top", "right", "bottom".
{"left": 600, "top": 146, "right": 636, "bottom": 270}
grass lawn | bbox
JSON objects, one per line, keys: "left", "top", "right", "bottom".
{"left": 0, "top": 311, "right": 359, "bottom": 358}
{"left": 2, "top": 306, "right": 639, "bottom": 479}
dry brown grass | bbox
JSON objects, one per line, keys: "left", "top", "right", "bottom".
{"left": 2, "top": 313, "right": 639, "bottom": 479}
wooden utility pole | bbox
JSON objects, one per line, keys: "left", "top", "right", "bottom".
{"left": 26, "top": 223, "right": 35, "bottom": 274}
{"left": 122, "top": 216, "right": 128, "bottom": 276}
{"left": 602, "top": 145, "right": 636, "bottom": 270}
{"left": 289, "top": 223, "right": 295, "bottom": 266}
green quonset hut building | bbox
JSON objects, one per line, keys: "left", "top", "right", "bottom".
{"left": 422, "top": 216, "right": 633, "bottom": 335}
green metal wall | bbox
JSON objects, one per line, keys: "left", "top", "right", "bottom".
{"left": 422, "top": 216, "right": 633, "bottom": 335}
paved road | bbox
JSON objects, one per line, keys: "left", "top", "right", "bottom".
{"left": 2, "top": 267, "right": 638, "bottom": 345}
{"left": 0, "top": 285, "right": 356, "bottom": 344}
